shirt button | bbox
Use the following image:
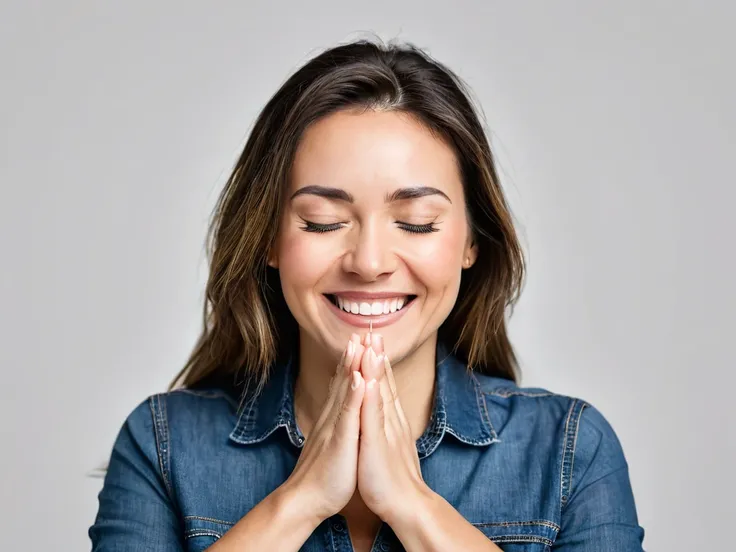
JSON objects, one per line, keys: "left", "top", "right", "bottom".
{"left": 380, "top": 543, "right": 390, "bottom": 551}
{"left": 332, "top": 522, "right": 344, "bottom": 532}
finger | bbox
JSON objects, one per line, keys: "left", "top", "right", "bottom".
{"left": 384, "top": 356, "right": 412, "bottom": 440}
{"left": 360, "top": 346, "right": 381, "bottom": 382}
{"left": 313, "top": 338, "right": 363, "bottom": 433}
{"left": 362, "top": 349, "right": 396, "bottom": 437}
{"left": 360, "top": 376, "right": 383, "bottom": 441}
{"left": 374, "top": 354, "right": 401, "bottom": 438}
{"left": 377, "top": 369, "right": 401, "bottom": 441}
{"left": 383, "top": 354, "right": 398, "bottom": 399}
{"left": 329, "top": 338, "right": 355, "bottom": 394}
{"left": 326, "top": 339, "right": 365, "bottom": 421}
{"left": 372, "top": 333, "right": 384, "bottom": 356}
{"left": 333, "top": 370, "right": 365, "bottom": 441}
{"left": 360, "top": 348, "right": 386, "bottom": 438}
{"left": 383, "top": 358, "right": 419, "bottom": 472}
{"left": 348, "top": 338, "right": 365, "bottom": 373}
{"left": 339, "top": 333, "right": 361, "bottom": 376}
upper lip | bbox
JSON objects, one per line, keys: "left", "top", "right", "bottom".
{"left": 326, "top": 291, "right": 413, "bottom": 300}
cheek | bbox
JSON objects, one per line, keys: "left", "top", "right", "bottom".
{"left": 276, "top": 226, "right": 335, "bottom": 291}
{"left": 402, "top": 224, "right": 466, "bottom": 293}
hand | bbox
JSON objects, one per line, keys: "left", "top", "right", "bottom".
{"left": 356, "top": 333, "right": 428, "bottom": 524}
{"left": 282, "top": 333, "right": 367, "bottom": 520}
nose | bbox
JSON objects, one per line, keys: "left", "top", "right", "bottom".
{"left": 341, "top": 222, "right": 397, "bottom": 281}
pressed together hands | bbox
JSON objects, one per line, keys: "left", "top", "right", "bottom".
{"left": 283, "top": 331, "right": 428, "bottom": 526}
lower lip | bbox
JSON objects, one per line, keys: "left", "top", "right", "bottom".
{"left": 323, "top": 295, "right": 414, "bottom": 328}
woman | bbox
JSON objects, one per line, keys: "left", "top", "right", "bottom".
{"left": 90, "top": 39, "right": 645, "bottom": 551}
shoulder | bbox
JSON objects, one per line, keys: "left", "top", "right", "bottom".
{"left": 473, "top": 373, "right": 629, "bottom": 475}
{"left": 120, "top": 386, "right": 240, "bottom": 447}
{"left": 473, "top": 373, "right": 580, "bottom": 429}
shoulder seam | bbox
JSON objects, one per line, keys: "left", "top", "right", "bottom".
{"left": 148, "top": 394, "right": 177, "bottom": 504}
{"left": 170, "top": 388, "right": 239, "bottom": 408}
{"left": 560, "top": 399, "right": 588, "bottom": 512}
{"left": 483, "top": 389, "right": 557, "bottom": 398}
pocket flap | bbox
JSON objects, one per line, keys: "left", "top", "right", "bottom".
{"left": 473, "top": 520, "right": 559, "bottom": 546}
{"left": 183, "top": 516, "right": 235, "bottom": 541}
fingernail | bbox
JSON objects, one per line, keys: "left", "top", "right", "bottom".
{"left": 365, "top": 332, "right": 372, "bottom": 346}
{"left": 367, "top": 379, "right": 376, "bottom": 390}
{"left": 351, "top": 371, "right": 361, "bottom": 390}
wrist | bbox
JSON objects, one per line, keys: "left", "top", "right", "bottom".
{"left": 272, "top": 480, "right": 325, "bottom": 532}
{"left": 384, "top": 482, "right": 438, "bottom": 529}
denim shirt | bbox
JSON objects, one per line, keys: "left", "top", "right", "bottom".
{"left": 90, "top": 344, "right": 645, "bottom": 551}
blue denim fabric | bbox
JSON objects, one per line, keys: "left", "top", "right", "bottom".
{"left": 90, "top": 343, "right": 645, "bottom": 551}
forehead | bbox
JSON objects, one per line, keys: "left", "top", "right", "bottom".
{"left": 289, "top": 109, "right": 462, "bottom": 195}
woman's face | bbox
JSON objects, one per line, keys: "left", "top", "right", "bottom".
{"left": 271, "top": 108, "right": 477, "bottom": 364}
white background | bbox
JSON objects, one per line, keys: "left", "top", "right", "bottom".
{"left": 1, "top": 1, "right": 734, "bottom": 550}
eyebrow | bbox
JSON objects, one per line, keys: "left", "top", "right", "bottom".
{"left": 290, "top": 185, "right": 451, "bottom": 204}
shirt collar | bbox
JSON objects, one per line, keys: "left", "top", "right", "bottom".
{"left": 228, "top": 341, "right": 500, "bottom": 458}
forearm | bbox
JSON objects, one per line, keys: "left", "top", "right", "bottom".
{"left": 208, "top": 482, "right": 322, "bottom": 552}
{"left": 389, "top": 487, "right": 502, "bottom": 552}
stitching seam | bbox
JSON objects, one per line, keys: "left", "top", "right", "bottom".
{"left": 472, "top": 372, "right": 498, "bottom": 441}
{"left": 485, "top": 535, "right": 553, "bottom": 545}
{"left": 560, "top": 399, "right": 586, "bottom": 508}
{"left": 568, "top": 402, "right": 587, "bottom": 507}
{"left": 149, "top": 395, "right": 176, "bottom": 503}
{"left": 560, "top": 399, "right": 575, "bottom": 514}
{"left": 183, "top": 515, "right": 235, "bottom": 525}
{"left": 484, "top": 389, "right": 557, "bottom": 398}
{"left": 473, "top": 520, "right": 560, "bottom": 531}
{"left": 185, "top": 530, "right": 221, "bottom": 539}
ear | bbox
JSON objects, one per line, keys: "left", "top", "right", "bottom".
{"left": 462, "top": 239, "right": 478, "bottom": 269}
{"left": 267, "top": 250, "right": 278, "bottom": 269}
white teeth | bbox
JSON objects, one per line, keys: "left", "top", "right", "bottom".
{"left": 333, "top": 295, "right": 410, "bottom": 316}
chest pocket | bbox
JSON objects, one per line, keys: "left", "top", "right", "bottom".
{"left": 183, "top": 516, "right": 235, "bottom": 552}
{"left": 472, "top": 520, "right": 559, "bottom": 551}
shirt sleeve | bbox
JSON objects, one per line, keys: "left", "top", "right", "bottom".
{"left": 89, "top": 396, "right": 184, "bottom": 552}
{"left": 552, "top": 403, "right": 646, "bottom": 551}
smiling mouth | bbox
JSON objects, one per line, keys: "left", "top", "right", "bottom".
{"left": 324, "top": 294, "right": 417, "bottom": 316}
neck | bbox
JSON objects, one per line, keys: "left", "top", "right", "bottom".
{"left": 293, "top": 333, "right": 438, "bottom": 441}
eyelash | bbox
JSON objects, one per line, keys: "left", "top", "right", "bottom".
{"left": 300, "top": 220, "right": 439, "bottom": 234}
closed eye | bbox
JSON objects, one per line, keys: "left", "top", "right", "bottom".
{"left": 300, "top": 220, "right": 344, "bottom": 233}
{"left": 300, "top": 219, "right": 439, "bottom": 234}
{"left": 397, "top": 222, "right": 439, "bottom": 234}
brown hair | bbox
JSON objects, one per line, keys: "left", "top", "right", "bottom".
{"left": 170, "top": 38, "right": 525, "bottom": 397}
